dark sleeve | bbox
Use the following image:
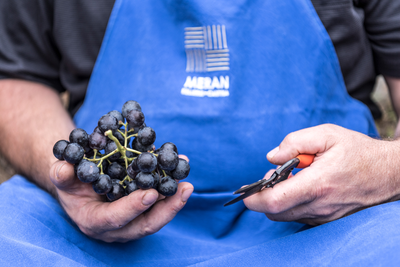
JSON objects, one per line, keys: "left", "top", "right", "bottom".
{"left": 0, "top": 0, "right": 64, "bottom": 92}
{"left": 0, "top": 0, "right": 115, "bottom": 115}
{"left": 359, "top": 0, "right": 400, "bottom": 78}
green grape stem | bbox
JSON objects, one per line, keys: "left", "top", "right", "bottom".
{"left": 105, "top": 130, "right": 129, "bottom": 168}
{"left": 123, "top": 125, "right": 128, "bottom": 150}
{"left": 126, "top": 156, "right": 137, "bottom": 163}
{"left": 92, "top": 149, "right": 98, "bottom": 159}
{"left": 99, "top": 162, "right": 104, "bottom": 174}
{"left": 105, "top": 130, "right": 124, "bottom": 152}
{"left": 127, "top": 134, "right": 138, "bottom": 140}
{"left": 83, "top": 126, "right": 145, "bottom": 176}
{"left": 117, "top": 129, "right": 126, "bottom": 138}
{"left": 85, "top": 149, "right": 119, "bottom": 163}
{"left": 126, "top": 147, "right": 142, "bottom": 155}
{"left": 120, "top": 175, "right": 132, "bottom": 188}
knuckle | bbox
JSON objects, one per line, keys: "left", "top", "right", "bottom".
{"left": 139, "top": 221, "right": 158, "bottom": 237}
{"left": 264, "top": 194, "right": 284, "bottom": 214}
{"left": 322, "top": 124, "right": 338, "bottom": 139}
{"left": 170, "top": 201, "right": 184, "bottom": 215}
{"left": 322, "top": 123, "right": 336, "bottom": 132}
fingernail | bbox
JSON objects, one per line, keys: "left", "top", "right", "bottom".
{"left": 267, "top": 146, "right": 279, "bottom": 159}
{"left": 142, "top": 191, "right": 158, "bottom": 206}
{"left": 56, "top": 162, "right": 67, "bottom": 179}
{"left": 181, "top": 188, "right": 193, "bottom": 202}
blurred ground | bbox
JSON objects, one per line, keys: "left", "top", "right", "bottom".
{"left": 373, "top": 76, "right": 397, "bottom": 139}
{"left": 0, "top": 77, "right": 397, "bottom": 184}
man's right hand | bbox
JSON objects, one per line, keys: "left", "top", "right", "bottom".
{"left": 243, "top": 124, "right": 400, "bottom": 225}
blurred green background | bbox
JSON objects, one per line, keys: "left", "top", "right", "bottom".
{"left": 0, "top": 76, "right": 397, "bottom": 184}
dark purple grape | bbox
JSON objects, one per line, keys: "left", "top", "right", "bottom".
{"left": 137, "top": 152, "right": 157, "bottom": 173}
{"left": 126, "top": 109, "right": 145, "bottom": 128}
{"left": 108, "top": 110, "right": 124, "bottom": 124}
{"left": 153, "top": 172, "right": 160, "bottom": 189}
{"left": 129, "top": 158, "right": 140, "bottom": 171}
{"left": 171, "top": 158, "right": 190, "bottom": 180}
{"left": 85, "top": 148, "right": 95, "bottom": 158}
{"left": 92, "top": 174, "right": 112, "bottom": 194}
{"left": 159, "top": 142, "right": 178, "bottom": 154}
{"left": 63, "top": 143, "right": 85, "bottom": 164}
{"left": 74, "top": 159, "right": 85, "bottom": 176}
{"left": 156, "top": 165, "right": 171, "bottom": 177}
{"left": 93, "top": 126, "right": 102, "bottom": 134}
{"left": 125, "top": 180, "right": 139, "bottom": 194}
{"left": 125, "top": 150, "right": 136, "bottom": 159}
{"left": 157, "top": 150, "right": 179, "bottom": 171}
{"left": 136, "top": 172, "right": 156, "bottom": 190}
{"left": 53, "top": 140, "right": 69, "bottom": 160}
{"left": 137, "top": 127, "right": 156, "bottom": 146}
{"left": 122, "top": 100, "right": 142, "bottom": 118}
{"left": 76, "top": 160, "right": 100, "bottom": 183}
{"left": 127, "top": 159, "right": 139, "bottom": 179}
{"left": 105, "top": 141, "right": 121, "bottom": 161}
{"left": 122, "top": 178, "right": 131, "bottom": 187}
{"left": 106, "top": 181, "right": 124, "bottom": 202}
{"left": 127, "top": 169, "right": 139, "bottom": 180}
{"left": 157, "top": 176, "right": 178, "bottom": 197}
{"left": 69, "top": 128, "right": 90, "bottom": 152}
{"left": 98, "top": 114, "right": 119, "bottom": 134}
{"left": 89, "top": 131, "right": 107, "bottom": 150}
{"left": 100, "top": 159, "right": 110, "bottom": 174}
{"left": 107, "top": 162, "right": 126, "bottom": 180}
{"left": 132, "top": 138, "right": 153, "bottom": 152}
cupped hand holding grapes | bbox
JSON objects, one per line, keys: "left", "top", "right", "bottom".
{"left": 50, "top": 100, "right": 193, "bottom": 242}
{"left": 50, "top": 159, "right": 193, "bottom": 242}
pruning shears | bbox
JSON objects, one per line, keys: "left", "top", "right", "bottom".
{"left": 224, "top": 154, "right": 315, "bottom": 207}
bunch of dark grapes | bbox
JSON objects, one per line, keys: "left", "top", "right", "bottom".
{"left": 53, "top": 100, "right": 190, "bottom": 202}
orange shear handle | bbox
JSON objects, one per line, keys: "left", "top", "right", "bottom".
{"left": 296, "top": 154, "right": 315, "bottom": 169}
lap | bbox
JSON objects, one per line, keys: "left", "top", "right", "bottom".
{"left": 1, "top": 175, "right": 399, "bottom": 266}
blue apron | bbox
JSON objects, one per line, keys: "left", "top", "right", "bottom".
{"left": 2, "top": 0, "right": 400, "bottom": 266}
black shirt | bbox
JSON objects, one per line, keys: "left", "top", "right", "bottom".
{"left": 1, "top": 0, "right": 400, "bottom": 118}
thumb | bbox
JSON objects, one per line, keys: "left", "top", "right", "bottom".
{"left": 49, "top": 160, "right": 77, "bottom": 190}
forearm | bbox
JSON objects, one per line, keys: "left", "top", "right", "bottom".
{"left": 385, "top": 76, "right": 400, "bottom": 138}
{"left": 0, "top": 79, "right": 75, "bottom": 196}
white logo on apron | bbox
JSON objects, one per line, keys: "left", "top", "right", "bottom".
{"left": 182, "top": 25, "right": 230, "bottom": 97}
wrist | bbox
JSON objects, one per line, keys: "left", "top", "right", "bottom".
{"left": 374, "top": 138, "right": 400, "bottom": 203}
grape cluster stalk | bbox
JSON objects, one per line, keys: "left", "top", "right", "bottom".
{"left": 53, "top": 100, "right": 190, "bottom": 202}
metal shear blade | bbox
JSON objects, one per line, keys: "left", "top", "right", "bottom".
{"left": 223, "top": 157, "right": 300, "bottom": 207}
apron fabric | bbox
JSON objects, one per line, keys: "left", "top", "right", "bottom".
{"left": 2, "top": 0, "right": 400, "bottom": 266}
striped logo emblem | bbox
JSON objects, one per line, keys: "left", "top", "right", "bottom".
{"left": 184, "top": 25, "right": 229, "bottom": 73}
{"left": 181, "top": 25, "right": 230, "bottom": 97}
